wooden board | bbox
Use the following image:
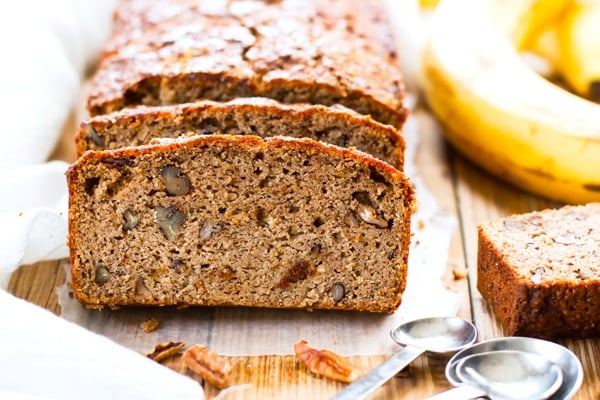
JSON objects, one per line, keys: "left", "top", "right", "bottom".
{"left": 9, "top": 106, "right": 600, "bottom": 399}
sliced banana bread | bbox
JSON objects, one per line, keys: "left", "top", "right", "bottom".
{"left": 87, "top": 0, "right": 407, "bottom": 128}
{"left": 478, "top": 203, "right": 600, "bottom": 338}
{"left": 67, "top": 135, "right": 415, "bottom": 312}
{"left": 75, "top": 98, "right": 405, "bottom": 168}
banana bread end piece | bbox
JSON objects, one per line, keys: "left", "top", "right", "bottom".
{"left": 477, "top": 203, "right": 600, "bottom": 338}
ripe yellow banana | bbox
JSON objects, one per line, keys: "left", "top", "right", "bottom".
{"left": 419, "top": 0, "right": 600, "bottom": 204}
{"left": 557, "top": 0, "right": 600, "bottom": 100}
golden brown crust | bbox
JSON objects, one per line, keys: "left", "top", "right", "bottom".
{"left": 75, "top": 98, "right": 406, "bottom": 168}
{"left": 87, "top": 0, "right": 407, "bottom": 128}
{"left": 67, "top": 134, "right": 414, "bottom": 312}
{"left": 477, "top": 203, "right": 600, "bottom": 338}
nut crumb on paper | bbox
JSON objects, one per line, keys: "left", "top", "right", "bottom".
{"left": 452, "top": 268, "right": 467, "bottom": 280}
{"left": 141, "top": 317, "right": 160, "bottom": 333}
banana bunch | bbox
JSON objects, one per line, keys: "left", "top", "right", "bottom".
{"left": 418, "top": 0, "right": 600, "bottom": 204}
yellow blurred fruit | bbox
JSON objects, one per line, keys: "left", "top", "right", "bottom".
{"left": 557, "top": 1, "right": 600, "bottom": 100}
{"left": 420, "top": 0, "right": 600, "bottom": 203}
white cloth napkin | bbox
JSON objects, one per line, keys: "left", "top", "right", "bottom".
{"left": 0, "top": 290, "right": 204, "bottom": 400}
{"left": 0, "top": 0, "right": 108, "bottom": 167}
{"left": 0, "top": 1, "right": 205, "bottom": 398}
{"left": 0, "top": 0, "right": 111, "bottom": 283}
{"left": 0, "top": 162, "right": 70, "bottom": 288}
{"left": 0, "top": 0, "right": 117, "bottom": 281}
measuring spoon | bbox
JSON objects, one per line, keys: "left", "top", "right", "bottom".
{"left": 445, "top": 336, "right": 583, "bottom": 399}
{"left": 330, "top": 316, "right": 477, "bottom": 400}
{"left": 428, "top": 350, "right": 563, "bottom": 400}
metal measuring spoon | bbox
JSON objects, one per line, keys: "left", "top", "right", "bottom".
{"left": 428, "top": 350, "right": 563, "bottom": 400}
{"left": 445, "top": 337, "right": 583, "bottom": 400}
{"left": 330, "top": 316, "right": 477, "bottom": 400}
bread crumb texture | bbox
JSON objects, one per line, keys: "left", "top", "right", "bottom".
{"left": 67, "top": 135, "right": 414, "bottom": 313}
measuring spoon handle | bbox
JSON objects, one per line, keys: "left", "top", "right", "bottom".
{"left": 330, "top": 345, "right": 424, "bottom": 400}
{"left": 425, "top": 384, "right": 487, "bottom": 400}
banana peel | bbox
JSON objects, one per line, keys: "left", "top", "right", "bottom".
{"left": 419, "top": 0, "right": 600, "bottom": 204}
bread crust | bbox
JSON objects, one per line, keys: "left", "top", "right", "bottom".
{"left": 86, "top": 0, "right": 407, "bottom": 127}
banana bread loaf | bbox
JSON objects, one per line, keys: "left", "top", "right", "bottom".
{"left": 75, "top": 98, "right": 406, "bottom": 168}
{"left": 67, "top": 135, "right": 415, "bottom": 312}
{"left": 477, "top": 203, "right": 600, "bottom": 338}
{"left": 86, "top": 0, "right": 407, "bottom": 128}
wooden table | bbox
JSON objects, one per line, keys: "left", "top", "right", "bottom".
{"left": 8, "top": 105, "right": 600, "bottom": 399}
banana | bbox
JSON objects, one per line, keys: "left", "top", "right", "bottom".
{"left": 508, "top": 0, "right": 571, "bottom": 51}
{"left": 419, "top": 0, "right": 440, "bottom": 8}
{"left": 526, "top": 23, "right": 561, "bottom": 75}
{"left": 419, "top": 0, "right": 600, "bottom": 204}
{"left": 557, "top": 0, "right": 600, "bottom": 100}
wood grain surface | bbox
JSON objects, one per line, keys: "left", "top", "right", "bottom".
{"left": 8, "top": 105, "right": 600, "bottom": 399}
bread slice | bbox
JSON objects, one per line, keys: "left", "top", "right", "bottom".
{"left": 86, "top": 0, "right": 407, "bottom": 128}
{"left": 75, "top": 98, "right": 406, "bottom": 168}
{"left": 477, "top": 203, "right": 600, "bottom": 338}
{"left": 67, "top": 135, "right": 415, "bottom": 312}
